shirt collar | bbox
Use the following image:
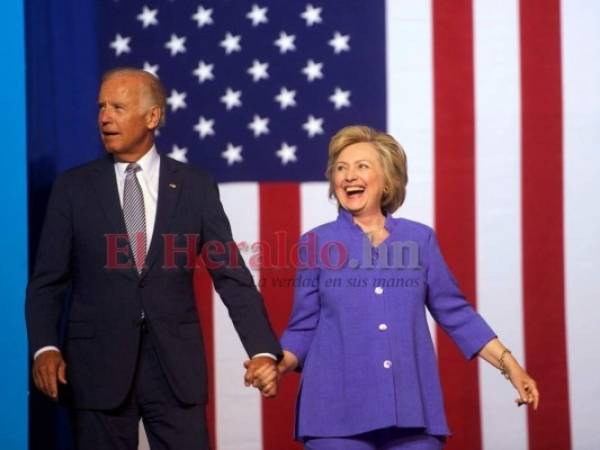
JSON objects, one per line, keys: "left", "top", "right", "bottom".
{"left": 337, "top": 207, "right": 396, "bottom": 233}
{"left": 114, "top": 145, "right": 159, "bottom": 177}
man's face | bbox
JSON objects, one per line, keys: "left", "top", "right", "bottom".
{"left": 97, "top": 74, "right": 155, "bottom": 159}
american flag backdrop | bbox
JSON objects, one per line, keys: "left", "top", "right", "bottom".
{"left": 95, "top": 1, "right": 600, "bottom": 450}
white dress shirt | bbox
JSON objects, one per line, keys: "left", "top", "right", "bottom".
{"left": 114, "top": 145, "right": 160, "bottom": 252}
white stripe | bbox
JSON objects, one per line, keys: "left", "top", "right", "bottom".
{"left": 300, "top": 182, "right": 338, "bottom": 233}
{"left": 473, "top": 0, "right": 528, "bottom": 449}
{"left": 214, "top": 182, "right": 263, "bottom": 450}
{"left": 385, "top": 0, "right": 437, "bottom": 345}
{"left": 561, "top": 2, "right": 600, "bottom": 448}
{"left": 385, "top": 0, "right": 434, "bottom": 229}
{"left": 473, "top": 2, "right": 528, "bottom": 449}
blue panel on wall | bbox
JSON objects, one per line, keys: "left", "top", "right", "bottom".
{"left": 0, "top": 1, "right": 28, "bottom": 449}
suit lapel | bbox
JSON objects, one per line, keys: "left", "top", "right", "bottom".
{"left": 142, "top": 156, "right": 183, "bottom": 278}
{"left": 91, "top": 156, "right": 139, "bottom": 281}
{"left": 92, "top": 155, "right": 128, "bottom": 235}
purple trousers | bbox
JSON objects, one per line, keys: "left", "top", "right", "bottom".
{"left": 304, "top": 427, "right": 445, "bottom": 450}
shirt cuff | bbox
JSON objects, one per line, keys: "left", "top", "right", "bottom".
{"left": 251, "top": 353, "right": 277, "bottom": 361}
{"left": 34, "top": 346, "right": 61, "bottom": 360}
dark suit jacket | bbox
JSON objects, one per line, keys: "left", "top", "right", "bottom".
{"left": 26, "top": 154, "right": 282, "bottom": 409}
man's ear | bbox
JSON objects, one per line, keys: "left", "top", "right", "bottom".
{"left": 146, "top": 105, "right": 161, "bottom": 130}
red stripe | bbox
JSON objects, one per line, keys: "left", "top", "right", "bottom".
{"left": 194, "top": 264, "right": 216, "bottom": 450}
{"left": 433, "top": 2, "right": 482, "bottom": 449}
{"left": 259, "top": 183, "right": 302, "bottom": 450}
{"left": 519, "top": 1, "right": 571, "bottom": 449}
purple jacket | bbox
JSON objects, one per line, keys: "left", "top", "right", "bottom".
{"left": 281, "top": 209, "right": 496, "bottom": 439}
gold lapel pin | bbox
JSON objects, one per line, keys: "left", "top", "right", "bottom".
{"left": 169, "top": 183, "right": 177, "bottom": 189}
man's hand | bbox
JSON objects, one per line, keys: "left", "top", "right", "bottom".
{"left": 243, "top": 356, "right": 279, "bottom": 398}
{"left": 32, "top": 350, "right": 67, "bottom": 400}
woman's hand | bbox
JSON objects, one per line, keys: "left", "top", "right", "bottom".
{"left": 504, "top": 358, "right": 540, "bottom": 410}
{"left": 278, "top": 350, "right": 299, "bottom": 374}
{"left": 478, "top": 338, "right": 539, "bottom": 410}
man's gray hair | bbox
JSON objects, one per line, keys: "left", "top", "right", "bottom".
{"left": 101, "top": 67, "right": 167, "bottom": 127}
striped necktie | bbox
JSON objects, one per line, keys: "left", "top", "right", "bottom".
{"left": 123, "top": 163, "right": 146, "bottom": 274}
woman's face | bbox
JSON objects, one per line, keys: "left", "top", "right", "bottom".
{"left": 333, "top": 142, "right": 385, "bottom": 217}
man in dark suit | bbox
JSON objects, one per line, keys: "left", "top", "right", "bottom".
{"left": 26, "top": 68, "right": 282, "bottom": 449}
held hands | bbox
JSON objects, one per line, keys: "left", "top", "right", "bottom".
{"left": 244, "top": 356, "right": 279, "bottom": 397}
{"left": 243, "top": 350, "right": 299, "bottom": 398}
{"left": 32, "top": 350, "right": 67, "bottom": 400}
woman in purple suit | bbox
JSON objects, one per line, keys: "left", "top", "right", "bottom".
{"left": 253, "top": 126, "right": 539, "bottom": 450}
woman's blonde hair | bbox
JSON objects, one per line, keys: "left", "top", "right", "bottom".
{"left": 326, "top": 125, "right": 408, "bottom": 214}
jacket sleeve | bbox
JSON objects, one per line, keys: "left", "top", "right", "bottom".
{"left": 200, "top": 176, "right": 282, "bottom": 359}
{"left": 280, "top": 232, "right": 321, "bottom": 369}
{"left": 424, "top": 230, "right": 496, "bottom": 359}
{"left": 25, "top": 175, "right": 73, "bottom": 355}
